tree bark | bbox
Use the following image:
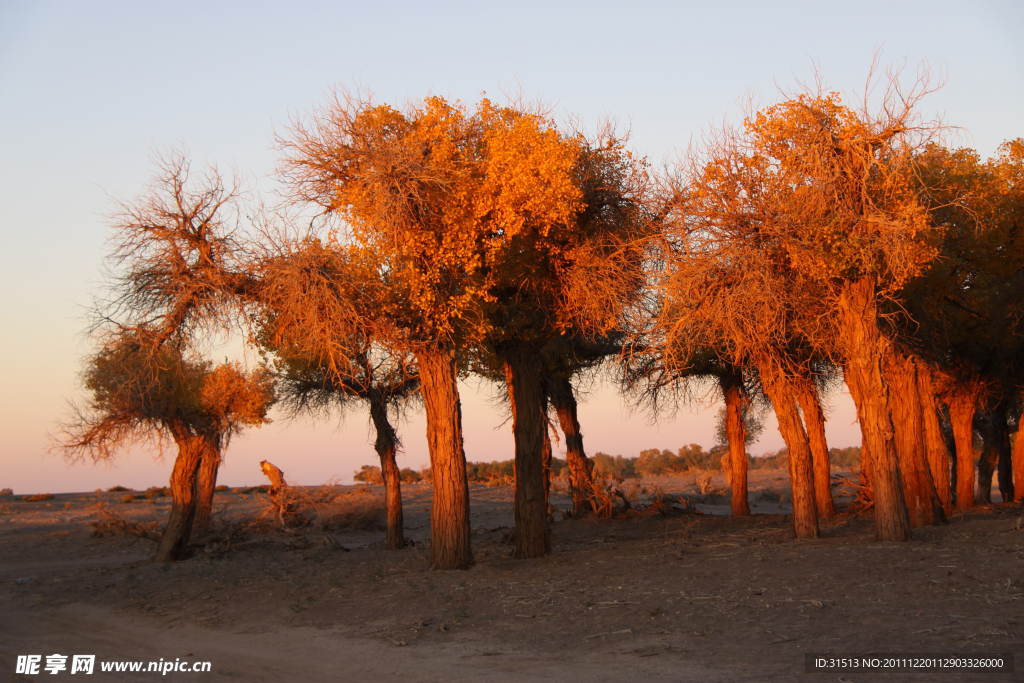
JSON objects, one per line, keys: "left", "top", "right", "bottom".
{"left": 154, "top": 425, "right": 205, "bottom": 563}
{"left": 1014, "top": 407, "right": 1024, "bottom": 504}
{"left": 917, "top": 363, "right": 953, "bottom": 515}
{"left": 192, "top": 437, "right": 222, "bottom": 536}
{"left": 369, "top": 391, "right": 405, "bottom": 550}
{"left": 541, "top": 414, "right": 552, "bottom": 512}
{"left": 503, "top": 346, "right": 551, "bottom": 559}
{"left": 548, "top": 375, "right": 595, "bottom": 517}
{"left": 415, "top": 347, "right": 473, "bottom": 570}
{"left": 838, "top": 277, "right": 911, "bottom": 542}
{"left": 946, "top": 379, "right": 981, "bottom": 511}
{"left": 758, "top": 359, "right": 818, "bottom": 539}
{"left": 977, "top": 397, "right": 1013, "bottom": 504}
{"left": 883, "top": 350, "right": 943, "bottom": 527}
{"left": 719, "top": 371, "right": 750, "bottom": 517}
{"left": 793, "top": 375, "right": 836, "bottom": 519}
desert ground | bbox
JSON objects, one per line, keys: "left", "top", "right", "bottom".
{"left": 1, "top": 470, "right": 1021, "bottom": 682}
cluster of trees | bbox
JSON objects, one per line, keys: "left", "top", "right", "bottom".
{"left": 58, "top": 68, "right": 1023, "bottom": 568}
{"left": 353, "top": 464, "right": 423, "bottom": 485}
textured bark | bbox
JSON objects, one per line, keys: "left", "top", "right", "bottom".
{"left": 369, "top": 391, "right": 405, "bottom": 550}
{"left": 758, "top": 359, "right": 818, "bottom": 539}
{"left": 548, "top": 375, "right": 595, "bottom": 517}
{"left": 883, "top": 351, "right": 942, "bottom": 527}
{"left": 719, "top": 372, "right": 750, "bottom": 517}
{"left": 977, "top": 397, "right": 1013, "bottom": 504}
{"left": 154, "top": 425, "right": 205, "bottom": 563}
{"left": 946, "top": 380, "right": 981, "bottom": 511}
{"left": 793, "top": 376, "right": 836, "bottom": 519}
{"left": 541, "top": 416, "right": 552, "bottom": 511}
{"left": 917, "top": 364, "right": 953, "bottom": 515}
{"left": 838, "top": 277, "right": 911, "bottom": 542}
{"left": 192, "top": 439, "right": 221, "bottom": 536}
{"left": 1014, "top": 409, "right": 1024, "bottom": 504}
{"left": 415, "top": 347, "right": 473, "bottom": 570}
{"left": 503, "top": 347, "right": 551, "bottom": 559}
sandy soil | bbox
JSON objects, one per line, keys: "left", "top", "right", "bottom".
{"left": 1, "top": 472, "right": 1021, "bottom": 682}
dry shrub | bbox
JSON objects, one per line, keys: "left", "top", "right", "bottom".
{"left": 0, "top": 488, "right": 13, "bottom": 496}
{"left": 264, "top": 484, "right": 384, "bottom": 531}
{"left": 837, "top": 468, "right": 873, "bottom": 512}
{"left": 89, "top": 502, "right": 161, "bottom": 541}
{"left": 647, "top": 485, "right": 683, "bottom": 516}
{"left": 693, "top": 471, "right": 715, "bottom": 495}
{"left": 24, "top": 493, "right": 55, "bottom": 502}
{"left": 107, "top": 486, "right": 130, "bottom": 492}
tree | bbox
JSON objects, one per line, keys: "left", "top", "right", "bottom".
{"left": 280, "top": 92, "right": 648, "bottom": 562}
{"left": 57, "top": 337, "right": 273, "bottom": 561}
{"left": 260, "top": 261, "right": 421, "bottom": 551}
{"left": 659, "top": 69, "right": 946, "bottom": 540}
{"left": 904, "top": 140, "right": 1024, "bottom": 506}
{"left": 279, "top": 94, "right": 499, "bottom": 568}
{"left": 58, "top": 149, "right": 273, "bottom": 561}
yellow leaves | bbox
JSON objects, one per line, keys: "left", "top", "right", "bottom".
{"left": 199, "top": 363, "right": 275, "bottom": 429}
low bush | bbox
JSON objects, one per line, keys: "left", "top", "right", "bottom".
{"left": 353, "top": 465, "right": 384, "bottom": 485}
{"left": 24, "top": 493, "right": 54, "bottom": 502}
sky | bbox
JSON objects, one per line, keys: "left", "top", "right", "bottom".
{"left": 1, "top": 1, "right": 1021, "bottom": 494}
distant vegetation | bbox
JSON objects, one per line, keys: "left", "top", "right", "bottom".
{"left": 354, "top": 444, "right": 862, "bottom": 487}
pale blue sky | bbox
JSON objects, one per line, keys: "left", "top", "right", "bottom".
{"left": 1, "top": 1, "right": 1021, "bottom": 493}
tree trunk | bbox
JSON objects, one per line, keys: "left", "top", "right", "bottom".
{"left": 154, "top": 426, "right": 205, "bottom": 563}
{"left": 758, "top": 359, "right": 818, "bottom": 539}
{"left": 838, "top": 277, "right": 911, "bottom": 542}
{"left": 977, "top": 397, "right": 1013, "bottom": 504}
{"left": 1014, "top": 407, "right": 1024, "bottom": 504}
{"left": 883, "top": 350, "right": 943, "bottom": 527}
{"left": 845, "top": 373, "right": 873, "bottom": 504}
{"left": 369, "top": 391, "right": 405, "bottom": 550}
{"left": 917, "top": 363, "right": 953, "bottom": 515}
{"left": 946, "top": 379, "right": 981, "bottom": 511}
{"left": 719, "top": 371, "right": 750, "bottom": 517}
{"left": 995, "top": 406, "right": 1014, "bottom": 504}
{"left": 793, "top": 375, "right": 836, "bottom": 519}
{"left": 541, "top": 414, "right": 552, "bottom": 512}
{"left": 548, "top": 375, "right": 595, "bottom": 517}
{"left": 503, "top": 346, "right": 551, "bottom": 559}
{"left": 192, "top": 437, "right": 222, "bottom": 536}
{"left": 415, "top": 347, "right": 473, "bottom": 570}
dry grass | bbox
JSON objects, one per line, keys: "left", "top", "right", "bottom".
{"left": 89, "top": 502, "right": 162, "bottom": 542}
{"left": 264, "top": 484, "right": 385, "bottom": 532}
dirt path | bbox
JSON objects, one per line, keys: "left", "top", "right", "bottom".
{"left": 1, "top": 474, "right": 1021, "bottom": 682}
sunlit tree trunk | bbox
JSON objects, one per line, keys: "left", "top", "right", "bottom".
{"left": 946, "top": 378, "right": 981, "bottom": 511}
{"left": 838, "top": 277, "right": 911, "bottom": 542}
{"left": 719, "top": 371, "right": 750, "bottom": 517}
{"left": 369, "top": 390, "right": 405, "bottom": 550}
{"left": 192, "top": 438, "right": 222, "bottom": 536}
{"left": 541, "top": 414, "right": 552, "bottom": 512}
{"left": 793, "top": 375, "right": 836, "bottom": 519}
{"left": 548, "top": 375, "right": 595, "bottom": 517}
{"left": 503, "top": 346, "right": 551, "bottom": 559}
{"left": 155, "top": 425, "right": 206, "bottom": 563}
{"left": 1013, "top": 408, "right": 1024, "bottom": 504}
{"left": 758, "top": 358, "right": 818, "bottom": 539}
{"left": 883, "top": 350, "right": 943, "bottom": 527}
{"left": 415, "top": 347, "right": 473, "bottom": 570}
{"left": 917, "top": 363, "right": 953, "bottom": 515}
